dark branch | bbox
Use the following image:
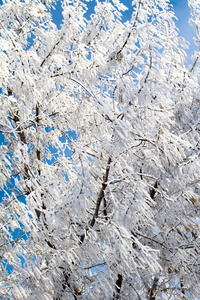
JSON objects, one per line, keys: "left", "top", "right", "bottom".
{"left": 90, "top": 156, "right": 111, "bottom": 227}
{"left": 80, "top": 156, "right": 112, "bottom": 243}
{"left": 149, "top": 276, "right": 159, "bottom": 300}
{"left": 113, "top": 273, "right": 123, "bottom": 300}
{"left": 40, "top": 33, "right": 65, "bottom": 68}
{"left": 36, "top": 104, "right": 41, "bottom": 175}
{"left": 180, "top": 280, "right": 186, "bottom": 299}
{"left": 117, "top": 0, "right": 142, "bottom": 55}
{"left": 103, "top": 197, "right": 108, "bottom": 219}
{"left": 149, "top": 181, "right": 158, "bottom": 200}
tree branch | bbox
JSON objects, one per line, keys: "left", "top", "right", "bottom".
{"left": 40, "top": 33, "right": 65, "bottom": 68}
{"left": 35, "top": 104, "right": 41, "bottom": 175}
{"left": 113, "top": 273, "right": 123, "bottom": 300}
{"left": 149, "top": 276, "right": 159, "bottom": 300}
{"left": 90, "top": 156, "right": 112, "bottom": 227}
{"left": 80, "top": 156, "right": 112, "bottom": 243}
{"left": 117, "top": 0, "right": 142, "bottom": 55}
{"left": 149, "top": 181, "right": 158, "bottom": 200}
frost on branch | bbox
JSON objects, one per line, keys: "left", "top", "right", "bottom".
{"left": 0, "top": 0, "right": 200, "bottom": 299}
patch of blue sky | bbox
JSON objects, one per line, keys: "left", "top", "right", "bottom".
{"left": 171, "top": 0, "right": 197, "bottom": 58}
{"left": 52, "top": 0, "right": 197, "bottom": 64}
{"left": 1, "top": 223, "right": 30, "bottom": 273}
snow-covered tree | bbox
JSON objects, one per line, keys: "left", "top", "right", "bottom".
{"left": 0, "top": 0, "right": 200, "bottom": 299}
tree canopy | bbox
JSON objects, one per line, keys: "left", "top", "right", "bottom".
{"left": 0, "top": 0, "right": 200, "bottom": 299}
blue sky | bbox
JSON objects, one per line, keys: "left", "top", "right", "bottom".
{"left": 50, "top": 0, "right": 197, "bottom": 62}
{"left": 0, "top": 0, "right": 196, "bottom": 58}
{"left": 170, "top": 0, "right": 197, "bottom": 58}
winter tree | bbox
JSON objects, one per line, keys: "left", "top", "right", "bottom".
{"left": 0, "top": 0, "right": 200, "bottom": 299}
